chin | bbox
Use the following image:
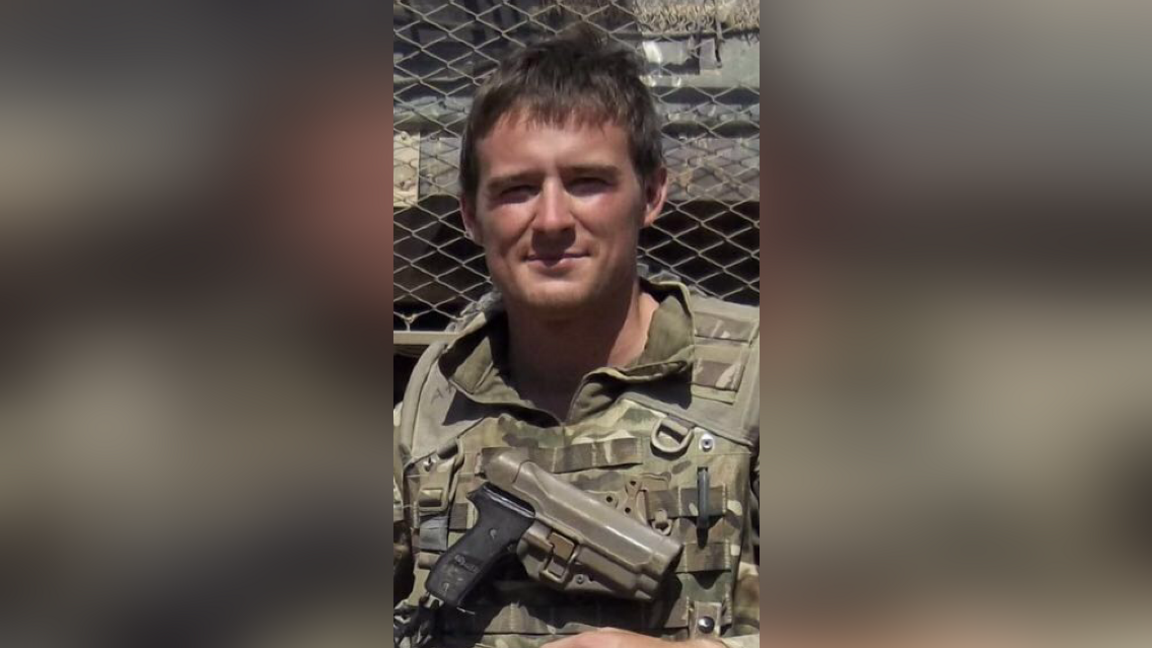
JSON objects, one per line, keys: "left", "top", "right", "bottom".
{"left": 512, "top": 285, "right": 594, "bottom": 316}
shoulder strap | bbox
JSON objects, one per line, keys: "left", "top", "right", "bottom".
{"left": 623, "top": 294, "right": 760, "bottom": 448}
{"left": 397, "top": 339, "right": 489, "bottom": 469}
{"left": 396, "top": 341, "right": 447, "bottom": 474}
{"left": 688, "top": 294, "right": 760, "bottom": 397}
{"left": 690, "top": 296, "right": 761, "bottom": 343}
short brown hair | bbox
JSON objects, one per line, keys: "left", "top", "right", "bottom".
{"left": 459, "top": 26, "right": 664, "bottom": 202}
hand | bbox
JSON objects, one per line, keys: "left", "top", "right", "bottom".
{"left": 542, "top": 628, "right": 723, "bottom": 648}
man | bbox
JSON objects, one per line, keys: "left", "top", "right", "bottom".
{"left": 394, "top": 27, "right": 759, "bottom": 648}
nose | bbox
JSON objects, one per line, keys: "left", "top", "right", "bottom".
{"left": 531, "top": 179, "right": 575, "bottom": 235}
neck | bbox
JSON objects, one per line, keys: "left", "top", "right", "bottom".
{"left": 505, "top": 280, "right": 657, "bottom": 419}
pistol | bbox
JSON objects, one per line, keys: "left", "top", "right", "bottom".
{"left": 425, "top": 450, "right": 683, "bottom": 609}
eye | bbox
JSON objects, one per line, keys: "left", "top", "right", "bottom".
{"left": 569, "top": 177, "right": 609, "bottom": 195}
{"left": 496, "top": 184, "right": 535, "bottom": 202}
{"left": 503, "top": 184, "right": 532, "bottom": 195}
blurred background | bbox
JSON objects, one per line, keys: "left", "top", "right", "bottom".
{"left": 0, "top": 2, "right": 391, "bottom": 647}
{"left": 758, "top": 0, "right": 1152, "bottom": 645}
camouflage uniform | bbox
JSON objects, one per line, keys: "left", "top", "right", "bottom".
{"left": 394, "top": 279, "right": 759, "bottom": 648}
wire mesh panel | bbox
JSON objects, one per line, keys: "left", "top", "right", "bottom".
{"left": 394, "top": 0, "right": 760, "bottom": 337}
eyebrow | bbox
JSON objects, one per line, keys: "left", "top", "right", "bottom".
{"left": 483, "top": 163, "right": 622, "bottom": 193}
{"left": 484, "top": 171, "right": 540, "bottom": 192}
{"left": 566, "top": 164, "right": 620, "bottom": 179}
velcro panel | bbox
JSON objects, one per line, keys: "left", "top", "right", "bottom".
{"left": 693, "top": 309, "right": 759, "bottom": 343}
{"left": 691, "top": 342, "right": 748, "bottom": 392}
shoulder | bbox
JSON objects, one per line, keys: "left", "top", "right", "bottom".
{"left": 687, "top": 293, "right": 760, "bottom": 396}
{"left": 646, "top": 272, "right": 759, "bottom": 343}
{"left": 394, "top": 340, "right": 452, "bottom": 464}
{"left": 395, "top": 335, "right": 492, "bottom": 468}
{"left": 687, "top": 292, "right": 760, "bottom": 344}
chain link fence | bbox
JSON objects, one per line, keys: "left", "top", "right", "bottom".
{"left": 394, "top": 0, "right": 760, "bottom": 345}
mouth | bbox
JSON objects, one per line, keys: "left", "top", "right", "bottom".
{"left": 526, "top": 252, "right": 589, "bottom": 263}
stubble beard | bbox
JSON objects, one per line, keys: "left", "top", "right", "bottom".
{"left": 505, "top": 261, "right": 639, "bottom": 325}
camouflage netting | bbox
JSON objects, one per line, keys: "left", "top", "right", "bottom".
{"left": 631, "top": 0, "right": 760, "bottom": 34}
{"left": 553, "top": 0, "right": 760, "bottom": 34}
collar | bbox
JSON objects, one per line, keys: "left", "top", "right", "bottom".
{"left": 439, "top": 279, "right": 696, "bottom": 404}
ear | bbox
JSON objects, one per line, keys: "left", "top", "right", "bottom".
{"left": 460, "top": 193, "right": 483, "bottom": 245}
{"left": 640, "top": 167, "right": 668, "bottom": 228}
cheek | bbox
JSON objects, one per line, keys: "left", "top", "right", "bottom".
{"left": 579, "top": 197, "right": 642, "bottom": 247}
{"left": 480, "top": 207, "right": 529, "bottom": 254}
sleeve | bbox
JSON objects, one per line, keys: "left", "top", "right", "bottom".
{"left": 393, "top": 403, "right": 414, "bottom": 602}
{"left": 720, "top": 328, "right": 760, "bottom": 647}
{"left": 750, "top": 449, "right": 760, "bottom": 563}
{"left": 722, "top": 444, "right": 760, "bottom": 647}
{"left": 393, "top": 477, "right": 410, "bottom": 571}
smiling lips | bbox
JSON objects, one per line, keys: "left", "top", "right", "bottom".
{"left": 526, "top": 252, "right": 589, "bottom": 264}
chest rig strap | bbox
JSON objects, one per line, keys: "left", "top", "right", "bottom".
{"left": 443, "top": 484, "right": 726, "bottom": 530}
{"left": 476, "top": 437, "right": 646, "bottom": 474}
{"left": 688, "top": 294, "right": 759, "bottom": 403}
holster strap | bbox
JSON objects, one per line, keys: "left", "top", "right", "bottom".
{"left": 443, "top": 485, "right": 726, "bottom": 533}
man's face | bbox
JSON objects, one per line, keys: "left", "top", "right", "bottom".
{"left": 462, "top": 113, "right": 666, "bottom": 317}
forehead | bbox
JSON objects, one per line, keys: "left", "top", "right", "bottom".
{"left": 475, "top": 111, "right": 631, "bottom": 177}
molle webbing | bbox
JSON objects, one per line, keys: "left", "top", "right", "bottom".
{"left": 440, "top": 485, "right": 727, "bottom": 532}
{"left": 418, "top": 521, "right": 734, "bottom": 574}
{"left": 646, "top": 485, "right": 727, "bottom": 520}
{"left": 438, "top": 594, "right": 733, "bottom": 636}
{"left": 676, "top": 542, "right": 735, "bottom": 573}
{"left": 476, "top": 437, "right": 646, "bottom": 474}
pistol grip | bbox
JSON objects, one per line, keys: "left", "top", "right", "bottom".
{"left": 426, "top": 484, "right": 536, "bottom": 608}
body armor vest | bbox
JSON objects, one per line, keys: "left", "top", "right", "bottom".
{"left": 396, "top": 291, "right": 759, "bottom": 647}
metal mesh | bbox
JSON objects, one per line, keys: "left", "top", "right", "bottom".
{"left": 394, "top": 0, "right": 760, "bottom": 337}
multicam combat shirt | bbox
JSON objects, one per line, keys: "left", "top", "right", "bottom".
{"left": 395, "top": 281, "right": 759, "bottom": 648}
